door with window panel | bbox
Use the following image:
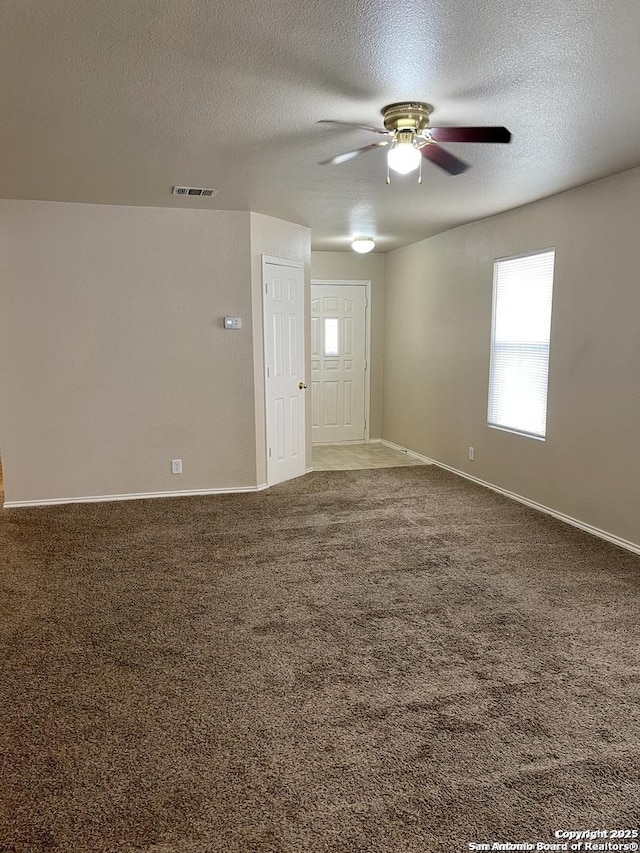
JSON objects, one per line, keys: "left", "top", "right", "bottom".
{"left": 311, "top": 284, "right": 367, "bottom": 443}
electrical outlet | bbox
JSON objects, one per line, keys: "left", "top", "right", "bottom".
{"left": 468, "top": 446, "right": 475, "bottom": 461}
{"left": 171, "top": 459, "right": 183, "bottom": 474}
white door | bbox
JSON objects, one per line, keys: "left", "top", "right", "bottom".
{"left": 263, "top": 259, "right": 306, "bottom": 486}
{"left": 311, "top": 283, "right": 368, "bottom": 443}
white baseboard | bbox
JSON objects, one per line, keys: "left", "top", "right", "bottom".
{"left": 311, "top": 438, "right": 387, "bottom": 447}
{"left": 312, "top": 440, "right": 369, "bottom": 446}
{"left": 378, "top": 439, "right": 434, "bottom": 466}
{"left": 379, "top": 440, "right": 640, "bottom": 556}
{"left": 4, "top": 484, "right": 268, "bottom": 509}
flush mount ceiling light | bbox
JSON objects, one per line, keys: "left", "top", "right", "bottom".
{"left": 351, "top": 237, "right": 375, "bottom": 253}
{"left": 318, "top": 102, "right": 511, "bottom": 183}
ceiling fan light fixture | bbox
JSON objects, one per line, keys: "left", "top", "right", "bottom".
{"left": 387, "top": 137, "right": 422, "bottom": 175}
{"left": 319, "top": 102, "right": 510, "bottom": 183}
{"left": 351, "top": 237, "right": 376, "bottom": 254}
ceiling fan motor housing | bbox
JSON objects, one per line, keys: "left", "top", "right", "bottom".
{"left": 381, "top": 102, "right": 433, "bottom": 133}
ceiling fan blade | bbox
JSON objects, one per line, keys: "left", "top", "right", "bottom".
{"left": 319, "top": 140, "right": 389, "bottom": 166}
{"left": 317, "top": 120, "right": 390, "bottom": 136}
{"left": 421, "top": 143, "right": 469, "bottom": 175}
{"left": 428, "top": 126, "right": 512, "bottom": 144}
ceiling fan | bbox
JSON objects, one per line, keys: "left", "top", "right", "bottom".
{"left": 318, "top": 102, "right": 511, "bottom": 182}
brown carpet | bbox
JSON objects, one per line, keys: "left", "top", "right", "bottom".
{"left": 1, "top": 466, "right": 639, "bottom": 852}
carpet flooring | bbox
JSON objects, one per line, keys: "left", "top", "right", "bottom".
{"left": 1, "top": 466, "right": 639, "bottom": 852}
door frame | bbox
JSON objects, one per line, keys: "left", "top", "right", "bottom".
{"left": 262, "top": 255, "right": 307, "bottom": 486}
{"left": 310, "top": 279, "right": 372, "bottom": 444}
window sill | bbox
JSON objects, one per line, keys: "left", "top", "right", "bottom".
{"left": 488, "top": 423, "right": 546, "bottom": 442}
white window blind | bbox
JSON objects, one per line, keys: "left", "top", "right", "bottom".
{"left": 488, "top": 249, "right": 555, "bottom": 439}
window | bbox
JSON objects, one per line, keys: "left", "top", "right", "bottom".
{"left": 324, "top": 318, "right": 339, "bottom": 356}
{"left": 488, "top": 249, "right": 555, "bottom": 440}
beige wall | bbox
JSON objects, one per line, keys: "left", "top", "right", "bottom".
{"left": 0, "top": 201, "right": 261, "bottom": 503}
{"left": 3, "top": 171, "right": 638, "bottom": 550}
{"left": 250, "top": 213, "right": 312, "bottom": 481}
{"left": 383, "top": 167, "right": 640, "bottom": 547}
{"left": 311, "top": 251, "right": 385, "bottom": 439}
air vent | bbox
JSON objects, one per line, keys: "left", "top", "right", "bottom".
{"left": 172, "top": 186, "right": 218, "bottom": 198}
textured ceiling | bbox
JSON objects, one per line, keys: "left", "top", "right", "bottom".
{"left": 1, "top": 0, "right": 640, "bottom": 251}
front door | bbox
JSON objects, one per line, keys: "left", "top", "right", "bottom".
{"left": 311, "top": 283, "right": 368, "bottom": 443}
{"left": 263, "top": 259, "right": 306, "bottom": 486}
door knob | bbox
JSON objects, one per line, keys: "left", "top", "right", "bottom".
{"left": 299, "top": 382, "right": 308, "bottom": 389}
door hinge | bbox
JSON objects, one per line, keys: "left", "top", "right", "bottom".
{"left": 268, "top": 447, "right": 272, "bottom": 458}
{"left": 265, "top": 282, "right": 269, "bottom": 294}
{"left": 266, "top": 366, "right": 270, "bottom": 378}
